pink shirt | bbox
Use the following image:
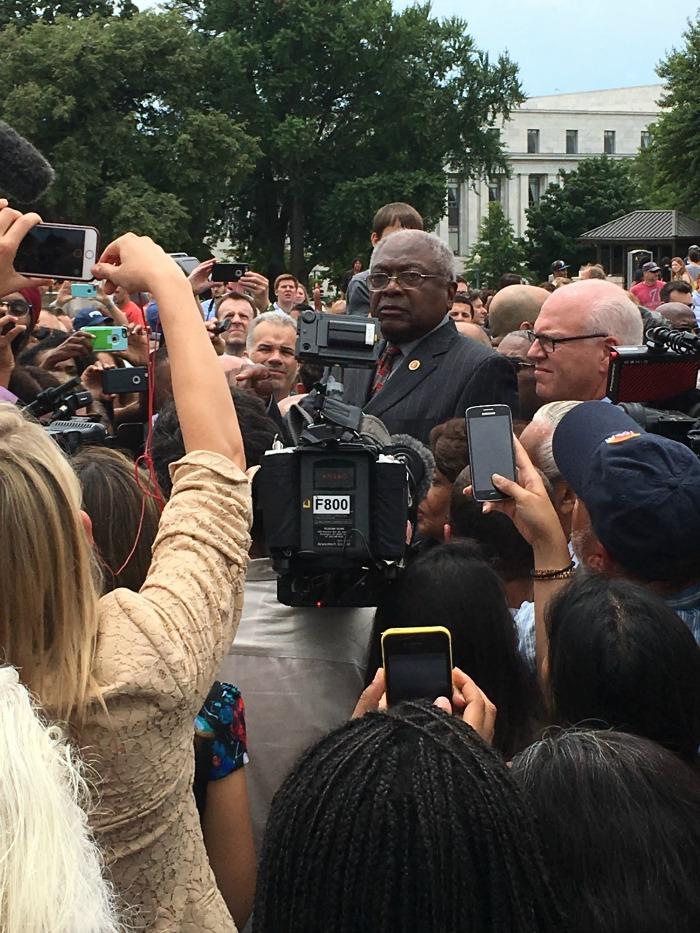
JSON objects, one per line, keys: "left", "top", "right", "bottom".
{"left": 630, "top": 279, "right": 664, "bottom": 311}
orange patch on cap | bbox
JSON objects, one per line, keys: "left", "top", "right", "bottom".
{"left": 604, "top": 431, "right": 641, "bottom": 445}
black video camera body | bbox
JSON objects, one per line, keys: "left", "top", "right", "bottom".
{"left": 257, "top": 311, "right": 408, "bottom": 607}
{"left": 258, "top": 443, "right": 407, "bottom": 606}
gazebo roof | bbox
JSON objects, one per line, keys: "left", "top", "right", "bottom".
{"left": 578, "top": 210, "right": 700, "bottom": 243}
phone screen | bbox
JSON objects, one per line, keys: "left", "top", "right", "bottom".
{"left": 15, "top": 225, "right": 92, "bottom": 279}
{"left": 386, "top": 652, "right": 452, "bottom": 705}
{"left": 467, "top": 407, "right": 515, "bottom": 499}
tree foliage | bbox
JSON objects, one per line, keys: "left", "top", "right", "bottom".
{"left": 467, "top": 202, "right": 526, "bottom": 287}
{"left": 633, "top": 17, "right": 700, "bottom": 216}
{"left": 523, "top": 157, "right": 641, "bottom": 280}
{"left": 177, "top": 0, "right": 524, "bottom": 279}
{"left": 0, "top": 11, "right": 259, "bottom": 253}
{"left": 0, "top": 0, "right": 136, "bottom": 30}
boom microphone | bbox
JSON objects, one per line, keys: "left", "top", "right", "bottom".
{"left": 0, "top": 121, "right": 55, "bottom": 203}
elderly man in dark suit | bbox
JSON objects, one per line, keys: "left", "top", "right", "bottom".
{"left": 342, "top": 230, "right": 518, "bottom": 444}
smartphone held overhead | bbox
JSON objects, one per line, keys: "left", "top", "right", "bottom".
{"left": 382, "top": 626, "right": 453, "bottom": 706}
{"left": 211, "top": 261, "right": 249, "bottom": 283}
{"left": 80, "top": 325, "right": 128, "bottom": 352}
{"left": 14, "top": 222, "right": 99, "bottom": 281}
{"left": 465, "top": 405, "right": 516, "bottom": 502}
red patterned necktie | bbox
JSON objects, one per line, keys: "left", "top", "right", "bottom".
{"left": 371, "top": 343, "right": 402, "bottom": 396}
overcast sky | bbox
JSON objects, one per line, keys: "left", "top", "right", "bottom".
{"left": 134, "top": 0, "right": 696, "bottom": 98}
{"left": 395, "top": 0, "right": 695, "bottom": 96}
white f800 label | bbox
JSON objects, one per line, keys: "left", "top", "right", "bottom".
{"left": 313, "top": 495, "right": 351, "bottom": 515}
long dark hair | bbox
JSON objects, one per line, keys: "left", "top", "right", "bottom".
{"left": 546, "top": 573, "right": 700, "bottom": 762}
{"left": 255, "top": 702, "right": 566, "bottom": 933}
{"left": 366, "top": 542, "right": 537, "bottom": 757}
{"left": 512, "top": 729, "right": 700, "bottom": 933}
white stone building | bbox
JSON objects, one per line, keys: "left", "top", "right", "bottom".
{"left": 436, "top": 84, "right": 663, "bottom": 261}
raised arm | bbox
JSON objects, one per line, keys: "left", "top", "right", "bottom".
{"left": 92, "top": 233, "right": 244, "bottom": 469}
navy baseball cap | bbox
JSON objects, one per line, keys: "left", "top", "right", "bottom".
{"left": 73, "top": 307, "right": 113, "bottom": 329}
{"left": 552, "top": 400, "right": 700, "bottom": 581}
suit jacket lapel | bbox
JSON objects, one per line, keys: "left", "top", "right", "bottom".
{"left": 365, "top": 324, "right": 454, "bottom": 418}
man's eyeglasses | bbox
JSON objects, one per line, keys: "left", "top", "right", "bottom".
{"left": 368, "top": 271, "right": 443, "bottom": 291}
{"left": 0, "top": 298, "right": 30, "bottom": 316}
{"left": 525, "top": 329, "right": 608, "bottom": 354}
{"left": 506, "top": 356, "right": 536, "bottom": 372}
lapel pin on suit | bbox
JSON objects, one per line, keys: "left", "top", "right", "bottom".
{"left": 408, "top": 359, "right": 421, "bottom": 371}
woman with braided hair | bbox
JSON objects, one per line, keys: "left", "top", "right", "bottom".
{"left": 254, "top": 699, "right": 566, "bottom": 933}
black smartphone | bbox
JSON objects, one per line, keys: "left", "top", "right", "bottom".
{"left": 382, "top": 627, "right": 453, "bottom": 707}
{"left": 101, "top": 366, "right": 149, "bottom": 394}
{"left": 210, "top": 317, "right": 232, "bottom": 335}
{"left": 14, "top": 223, "right": 99, "bottom": 280}
{"left": 465, "top": 404, "right": 516, "bottom": 502}
{"left": 211, "top": 261, "right": 249, "bottom": 282}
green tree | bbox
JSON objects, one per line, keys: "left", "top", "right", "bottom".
{"left": 633, "top": 17, "right": 700, "bottom": 215}
{"left": 467, "top": 202, "right": 526, "bottom": 287}
{"left": 177, "top": 0, "right": 523, "bottom": 280}
{"left": 0, "top": 0, "right": 136, "bottom": 30}
{"left": 523, "top": 156, "right": 641, "bottom": 280}
{"left": 0, "top": 11, "right": 259, "bottom": 253}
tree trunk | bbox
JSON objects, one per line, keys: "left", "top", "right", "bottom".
{"left": 289, "top": 191, "right": 305, "bottom": 281}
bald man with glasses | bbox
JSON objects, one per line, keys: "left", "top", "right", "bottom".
{"left": 525, "top": 280, "right": 643, "bottom": 403}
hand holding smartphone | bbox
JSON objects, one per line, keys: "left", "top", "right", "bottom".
{"left": 382, "top": 626, "right": 453, "bottom": 706}
{"left": 465, "top": 405, "right": 516, "bottom": 501}
{"left": 14, "top": 223, "right": 99, "bottom": 281}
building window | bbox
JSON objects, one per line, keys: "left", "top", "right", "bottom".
{"left": 447, "top": 178, "right": 460, "bottom": 255}
{"left": 527, "top": 129, "right": 540, "bottom": 153}
{"left": 488, "top": 176, "right": 503, "bottom": 203}
{"left": 641, "top": 130, "right": 652, "bottom": 149}
{"left": 528, "top": 174, "right": 546, "bottom": 207}
{"left": 604, "top": 130, "right": 616, "bottom": 154}
{"left": 566, "top": 129, "right": 578, "bottom": 154}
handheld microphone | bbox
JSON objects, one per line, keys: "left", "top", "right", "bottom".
{"left": 0, "top": 121, "right": 55, "bottom": 203}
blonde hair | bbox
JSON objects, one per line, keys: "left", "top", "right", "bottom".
{"left": 0, "top": 665, "right": 122, "bottom": 931}
{"left": 0, "top": 404, "right": 102, "bottom": 724}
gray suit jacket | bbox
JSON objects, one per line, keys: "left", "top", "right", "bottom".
{"left": 341, "top": 319, "right": 518, "bottom": 444}
{"left": 346, "top": 269, "right": 371, "bottom": 315}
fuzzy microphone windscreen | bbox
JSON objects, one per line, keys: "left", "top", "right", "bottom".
{"left": 0, "top": 121, "right": 55, "bottom": 203}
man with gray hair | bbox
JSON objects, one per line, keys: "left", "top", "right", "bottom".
{"left": 243, "top": 309, "right": 299, "bottom": 402}
{"left": 342, "top": 229, "right": 518, "bottom": 443}
{"left": 526, "top": 280, "right": 643, "bottom": 403}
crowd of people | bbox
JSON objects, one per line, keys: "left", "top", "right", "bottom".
{"left": 0, "top": 194, "right": 699, "bottom": 933}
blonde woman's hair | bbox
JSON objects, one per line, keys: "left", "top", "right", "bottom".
{"left": 0, "top": 403, "right": 102, "bottom": 724}
{"left": 0, "top": 665, "right": 122, "bottom": 931}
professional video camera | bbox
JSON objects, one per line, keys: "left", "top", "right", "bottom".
{"left": 23, "top": 376, "right": 143, "bottom": 455}
{"left": 256, "top": 310, "right": 413, "bottom": 608}
{"left": 608, "top": 325, "right": 700, "bottom": 452}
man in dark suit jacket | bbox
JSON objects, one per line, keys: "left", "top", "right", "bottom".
{"left": 342, "top": 230, "right": 518, "bottom": 445}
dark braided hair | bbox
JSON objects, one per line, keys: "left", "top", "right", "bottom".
{"left": 254, "top": 702, "right": 566, "bottom": 933}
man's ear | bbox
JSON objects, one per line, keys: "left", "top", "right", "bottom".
{"left": 446, "top": 281, "right": 457, "bottom": 309}
{"left": 80, "top": 509, "right": 94, "bottom": 546}
{"left": 519, "top": 319, "right": 533, "bottom": 330}
{"left": 370, "top": 232, "right": 380, "bottom": 248}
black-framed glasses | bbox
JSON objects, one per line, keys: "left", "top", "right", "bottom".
{"left": 0, "top": 298, "right": 30, "bottom": 316}
{"left": 506, "top": 356, "right": 536, "bottom": 371}
{"left": 525, "top": 329, "right": 608, "bottom": 353}
{"left": 367, "top": 270, "right": 443, "bottom": 291}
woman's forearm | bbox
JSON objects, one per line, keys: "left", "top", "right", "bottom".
{"left": 152, "top": 274, "right": 245, "bottom": 469}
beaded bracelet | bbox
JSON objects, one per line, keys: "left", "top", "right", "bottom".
{"left": 530, "top": 560, "right": 576, "bottom": 580}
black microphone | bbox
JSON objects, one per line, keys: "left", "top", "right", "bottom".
{"left": 646, "top": 325, "right": 700, "bottom": 356}
{"left": 0, "top": 121, "right": 55, "bottom": 203}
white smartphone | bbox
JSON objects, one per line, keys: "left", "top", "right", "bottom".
{"left": 14, "top": 223, "right": 99, "bottom": 281}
